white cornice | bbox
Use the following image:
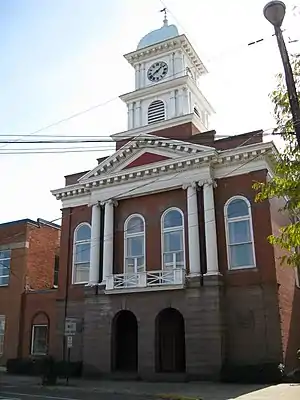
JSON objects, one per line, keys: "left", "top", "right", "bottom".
{"left": 51, "top": 141, "right": 277, "bottom": 204}
{"left": 124, "top": 34, "right": 207, "bottom": 76}
{"left": 110, "top": 113, "right": 205, "bottom": 141}
{"left": 119, "top": 75, "right": 214, "bottom": 116}
{"left": 78, "top": 135, "right": 215, "bottom": 182}
{"left": 119, "top": 75, "right": 188, "bottom": 103}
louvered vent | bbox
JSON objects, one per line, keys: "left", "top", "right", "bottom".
{"left": 148, "top": 100, "right": 165, "bottom": 124}
{"left": 194, "top": 107, "right": 200, "bottom": 118}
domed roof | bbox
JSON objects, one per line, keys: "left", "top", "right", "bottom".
{"left": 137, "top": 18, "right": 179, "bottom": 50}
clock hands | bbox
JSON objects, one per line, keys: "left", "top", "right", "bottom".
{"left": 147, "top": 61, "right": 168, "bottom": 82}
{"left": 152, "top": 65, "right": 164, "bottom": 78}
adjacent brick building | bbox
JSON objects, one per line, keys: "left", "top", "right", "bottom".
{"left": 0, "top": 218, "right": 60, "bottom": 364}
{"left": 49, "top": 16, "right": 300, "bottom": 380}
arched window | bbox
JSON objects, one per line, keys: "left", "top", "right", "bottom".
{"left": 224, "top": 196, "right": 255, "bottom": 270}
{"left": 148, "top": 100, "right": 165, "bottom": 124}
{"left": 161, "top": 208, "right": 185, "bottom": 270}
{"left": 124, "top": 215, "right": 145, "bottom": 274}
{"left": 73, "top": 223, "right": 91, "bottom": 284}
{"left": 31, "top": 312, "right": 49, "bottom": 356}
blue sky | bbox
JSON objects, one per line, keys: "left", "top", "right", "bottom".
{"left": 0, "top": 0, "right": 299, "bottom": 224}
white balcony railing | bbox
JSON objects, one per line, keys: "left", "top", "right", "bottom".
{"left": 106, "top": 268, "right": 185, "bottom": 291}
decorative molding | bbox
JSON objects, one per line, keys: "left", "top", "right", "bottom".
{"left": 182, "top": 181, "right": 197, "bottom": 190}
{"left": 52, "top": 141, "right": 278, "bottom": 206}
{"left": 101, "top": 199, "right": 118, "bottom": 207}
{"left": 123, "top": 34, "right": 207, "bottom": 76}
{"left": 0, "top": 241, "right": 29, "bottom": 251}
{"left": 200, "top": 178, "right": 217, "bottom": 188}
{"left": 110, "top": 112, "right": 206, "bottom": 141}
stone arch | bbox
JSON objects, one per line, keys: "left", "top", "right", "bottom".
{"left": 155, "top": 307, "right": 186, "bottom": 373}
{"left": 111, "top": 310, "right": 138, "bottom": 372}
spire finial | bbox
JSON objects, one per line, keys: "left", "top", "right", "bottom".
{"left": 160, "top": 7, "right": 168, "bottom": 26}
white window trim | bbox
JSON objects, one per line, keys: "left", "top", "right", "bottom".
{"left": 0, "top": 315, "right": 5, "bottom": 356}
{"left": 0, "top": 250, "right": 11, "bottom": 287}
{"left": 161, "top": 207, "right": 186, "bottom": 270}
{"left": 147, "top": 99, "right": 166, "bottom": 124}
{"left": 124, "top": 214, "right": 146, "bottom": 273}
{"left": 224, "top": 195, "right": 256, "bottom": 270}
{"left": 31, "top": 324, "right": 48, "bottom": 356}
{"left": 72, "top": 222, "right": 91, "bottom": 285}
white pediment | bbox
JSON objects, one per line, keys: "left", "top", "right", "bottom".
{"left": 78, "top": 134, "right": 215, "bottom": 182}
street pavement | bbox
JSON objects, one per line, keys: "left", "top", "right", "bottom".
{"left": 1, "top": 382, "right": 154, "bottom": 400}
{"left": 0, "top": 374, "right": 300, "bottom": 400}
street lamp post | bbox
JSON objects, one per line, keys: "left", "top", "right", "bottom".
{"left": 263, "top": 0, "right": 300, "bottom": 147}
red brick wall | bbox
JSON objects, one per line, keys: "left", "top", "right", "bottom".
{"left": 270, "top": 196, "right": 300, "bottom": 370}
{"left": 0, "top": 222, "right": 28, "bottom": 363}
{"left": 21, "top": 290, "right": 57, "bottom": 358}
{"left": 214, "top": 130, "right": 263, "bottom": 151}
{"left": 114, "top": 189, "right": 190, "bottom": 274}
{"left": 215, "top": 170, "right": 276, "bottom": 285}
{"left": 57, "top": 206, "right": 91, "bottom": 302}
{"left": 26, "top": 225, "right": 60, "bottom": 290}
{"left": 215, "top": 171, "right": 283, "bottom": 365}
{"left": 115, "top": 122, "right": 200, "bottom": 150}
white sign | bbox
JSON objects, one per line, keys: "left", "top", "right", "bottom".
{"left": 67, "top": 336, "right": 73, "bottom": 348}
{"left": 65, "top": 318, "right": 77, "bottom": 336}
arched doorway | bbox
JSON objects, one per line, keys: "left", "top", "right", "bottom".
{"left": 112, "top": 310, "right": 138, "bottom": 372}
{"left": 155, "top": 308, "right": 186, "bottom": 373}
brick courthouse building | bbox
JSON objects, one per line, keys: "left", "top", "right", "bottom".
{"left": 51, "top": 17, "right": 300, "bottom": 379}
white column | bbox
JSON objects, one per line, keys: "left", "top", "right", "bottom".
{"left": 102, "top": 199, "right": 116, "bottom": 283}
{"left": 184, "top": 182, "right": 201, "bottom": 276}
{"left": 169, "top": 90, "right": 176, "bottom": 118}
{"left": 174, "top": 50, "right": 183, "bottom": 78}
{"left": 182, "top": 86, "right": 190, "bottom": 115}
{"left": 89, "top": 203, "right": 101, "bottom": 284}
{"left": 134, "top": 100, "right": 141, "bottom": 128}
{"left": 169, "top": 53, "right": 174, "bottom": 78}
{"left": 177, "top": 88, "right": 184, "bottom": 116}
{"left": 203, "top": 179, "right": 219, "bottom": 274}
{"left": 140, "top": 62, "right": 146, "bottom": 87}
{"left": 128, "top": 103, "right": 134, "bottom": 130}
{"left": 135, "top": 64, "right": 140, "bottom": 89}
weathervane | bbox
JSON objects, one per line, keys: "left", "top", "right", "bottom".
{"left": 159, "top": 7, "right": 168, "bottom": 26}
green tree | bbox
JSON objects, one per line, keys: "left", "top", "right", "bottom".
{"left": 253, "top": 53, "right": 300, "bottom": 267}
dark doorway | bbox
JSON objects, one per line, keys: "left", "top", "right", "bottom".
{"left": 155, "top": 308, "right": 186, "bottom": 373}
{"left": 112, "top": 310, "right": 138, "bottom": 372}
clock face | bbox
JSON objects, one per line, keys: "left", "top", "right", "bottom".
{"left": 147, "top": 61, "right": 168, "bottom": 82}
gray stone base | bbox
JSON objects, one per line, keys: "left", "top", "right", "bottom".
{"left": 82, "top": 279, "right": 224, "bottom": 380}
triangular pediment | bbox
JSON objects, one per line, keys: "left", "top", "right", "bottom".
{"left": 79, "top": 134, "right": 215, "bottom": 182}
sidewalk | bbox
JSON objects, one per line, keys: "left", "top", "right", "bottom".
{"left": 1, "top": 371, "right": 300, "bottom": 399}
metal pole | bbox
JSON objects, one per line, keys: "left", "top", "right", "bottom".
{"left": 274, "top": 26, "right": 300, "bottom": 146}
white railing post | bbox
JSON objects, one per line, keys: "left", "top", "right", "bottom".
{"left": 106, "top": 275, "right": 114, "bottom": 290}
{"left": 138, "top": 271, "right": 147, "bottom": 287}
{"left": 173, "top": 252, "right": 176, "bottom": 269}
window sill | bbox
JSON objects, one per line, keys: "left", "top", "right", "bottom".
{"left": 0, "top": 284, "right": 9, "bottom": 288}
{"left": 227, "top": 266, "right": 257, "bottom": 273}
{"left": 71, "top": 282, "right": 88, "bottom": 286}
{"left": 30, "top": 353, "right": 48, "bottom": 357}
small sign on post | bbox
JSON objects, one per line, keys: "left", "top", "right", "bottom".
{"left": 67, "top": 336, "right": 73, "bottom": 348}
{"left": 64, "top": 318, "right": 77, "bottom": 336}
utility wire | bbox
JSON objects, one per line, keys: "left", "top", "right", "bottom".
{"left": 1, "top": 24, "right": 297, "bottom": 144}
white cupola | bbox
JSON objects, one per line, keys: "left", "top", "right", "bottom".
{"left": 117, "top": 11, "right": 215, "bottom": 136}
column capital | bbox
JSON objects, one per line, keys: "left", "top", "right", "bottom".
{"left": 88, "top": 201, "right": 101, "bottom": 208}
{"left": 199, "top": 178, "right": 217, "bottom": 188}
{"left": 182, "top": 181, "right": 197, "bottom": 190}
{"left": 101, "top": 198, "right": 118, "bottom": 207}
